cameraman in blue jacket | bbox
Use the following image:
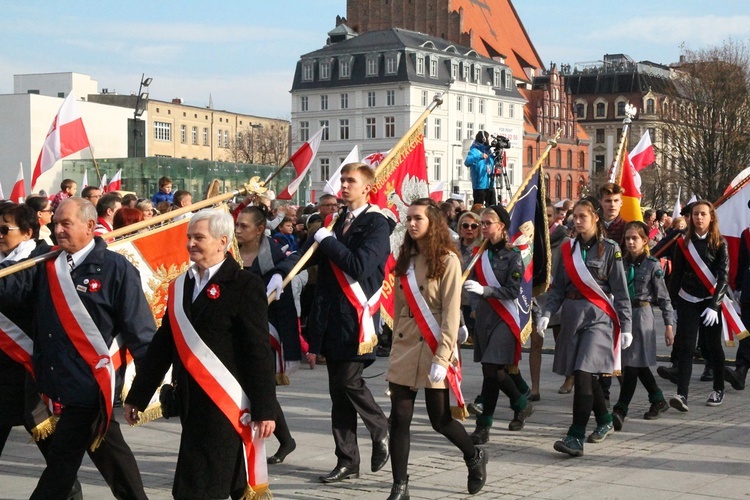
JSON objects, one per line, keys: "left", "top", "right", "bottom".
{"left": 464, "top": 131, "right": 495, "bottom": 206}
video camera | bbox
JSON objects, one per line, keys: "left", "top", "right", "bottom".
{"left": 488, "top": 135, "right": 511, "bottom": 189}
{"left": 490, "top": 134, "right": 511, "bottom": 150}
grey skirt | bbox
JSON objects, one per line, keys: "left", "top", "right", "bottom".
{"left": 473, "top": 301, "right": 518, "bottom": 365}
{"left": 553, "top": 299, "right": 615, "bottom": 376}
{"left": 621, "top": 305, "right": 657, "bottom": 368}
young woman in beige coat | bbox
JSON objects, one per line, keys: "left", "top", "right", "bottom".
{"left": 385, "top": 198, "right": 487, "bottom": 499}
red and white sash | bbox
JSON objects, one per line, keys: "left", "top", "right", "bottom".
{"left": 46, "top": 253, "right": 115, "bottom": 448}
{"left": 678, "top": 236, "right": 749, "bottom": 344}
{"left": 330, "top": 264, "right": 382, "bottom": 355}
{"left": 168, "top": 274, "right": 269, "bottom": 497}
{"left": 268, "top": 323, "right": 288, "bottom": 385}
{"left": 0, "top": 312, "right": 34, "bottom": 376}
{"left": 560, "top": 239, "right": 622, "bottom": 372}
{"left": 399, "top": 263, "right": 466, "bottom": 413}
{"left": 474, "top": 250, "right": 523, "bottom": 365}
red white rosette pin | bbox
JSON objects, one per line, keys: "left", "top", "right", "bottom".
{"left": 206, "top": 284, "right": 220, "bottom": 300}
{"left": 88, "top": 279, "right": 101, "bottom": 293}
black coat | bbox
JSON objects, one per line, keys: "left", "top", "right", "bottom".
{"left": 303, "top": 206, "right": 393, "bottom": 362}
{"left": 669, "top": 234, "right": 729, "bottom": 311}
{"left": 125, "top": 257, "right": 276, "bottom": 499}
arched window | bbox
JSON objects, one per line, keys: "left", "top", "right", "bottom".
{"left": 566, "top": 175, "right": 573, "bottom": 199}
{"left": 567, "top": 150, "right": 573, "bottom": 168}
{"left": 579, "top": 176, "right": 586, "bottom": 196}
{"left": 596, "top": 102, "right": 605, "bottom": 117}
{"left": 544, "top": 174, "right": 550, "bottom": 195}
{"left": 646, "top": 98, "right": 655, "bottom": 114}
{"left": 555, "top": 149, "right": 561, "bottom": 167}
{"left": 617, "top": 101, "right": 626, "bottom": 116}
{"left": 555, "top": 174, "right": 562, "bottom": 199}
{"left": 527, "top": 146, "right": 534, "bottom": 165}
{"left": 575, "top": 103, "right": 584, "bottom": 118}
{"left": 579, "top": 151, "right": 585, "bottom": 169}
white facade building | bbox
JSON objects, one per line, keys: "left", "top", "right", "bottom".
{"left": 290, "top": 26, "right": 526, "bottom": 204}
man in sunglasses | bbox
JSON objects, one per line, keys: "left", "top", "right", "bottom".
{"left": 0, "top": 197, "right": 155, "bottom": 499}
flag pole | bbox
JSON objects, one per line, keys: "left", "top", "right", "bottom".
{"left": 268, "top": 94, "right": 445, "bottom": 303}
{"left": 461, "top": 129, "right": 561, "bottom": 282}
{"left": 261, "top": 125, "right": 328, "bottom": 190}
{"left": 609, "top": 103, "right": 637, "bottom": 184}
{"left": 88, "top": 145, "right": 104, "bottom": 188}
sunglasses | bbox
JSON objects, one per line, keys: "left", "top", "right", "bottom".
{"left": 0, "top": 226, "right": 19, "bottom": 235}
{"left": 461, "top": 223, "right": 479, "bottom": 230}
{"left": 480, "top": 221, "right": 499, "bottom": 227}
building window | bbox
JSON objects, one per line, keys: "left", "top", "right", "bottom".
{"left": 368, "top": 91, "right": 376, "bottom": 107}
{"left": 302, "top": 62, "right": 314, "bottom": 82}
{"left": 474, "top": 65, "right": 481, "bottom": 83}
{"left": 385, "top": 116, "right": 395, "bottom": 138}
{"left": 339, "top": 117, "right": 349, "bottom": 139}
{"left": 154, "top": 121, "right": 171, "bottom": 141}
{"left": 366, "top": 118, "right": 376, "bottom": 139}
{"left": 498, "top": 102, "right": 503, "bottom": 117}
{"left": 423, "top": 121, "right": 428, "bottom": 139}
{"left": 367, "top": 56, "right": 379, "bottom": 76}
{"left": 456, "top": 121, "right": 462, "bottom": 141}
{"left": 433, "top": 157, "right": 442, "bottom": 181}
{"left": 505, "top": 71, "right": 512, "bottom": 89}
{"left": 575, "top": 103, "right": 584, "bottom": 118}
{"left": 527, "top": 146, "right": 533, "bottom": 165}
{"left": 340, "top": 59, "right": 351, "bottom": 78}
{"left": 203, "top": 127, "right": 209, "bottom": 146}
{"left": 321, "top": 94, "right": 328, "bottom": 110}
{"left": 456, "top": 95, "right": 463, "bottom": 111}
{"left": 648, "top": 127, "right": 657, "bottom": 142}
{"left": 595, "top": 154, "right": 605, "bottom": 173}
{"left": 224, "top": 131, "right": 228, "bottom": 148}
{"left": 320, "top": 120, "right": 329, "bottom": 141}
{"left": 452, "top": 62, "right": 459, "bottom": 80}
{"left": 509, "top": 104, "right": 515, "bottom": 118}
{"left": 556, "top": 149, "right": 561, "bottom": 167}
{"left": 385, "top": 54, "right": 398, "bottom": 74}
{"left": 479, "top": 99, "right": 485, "bottom": 114}
{"left": 320, "top": 158, "right": 330, "bottom": 182}
{"left": 434, "top": 118, "right": 441, "bottom": 140}
{"left": 301, "top": 96, "right": 308, "bottom": 111}
{"left": 478, "top": 123, "right": 484, "bottom": 131}
{"left": 386, "top": 90, "right": 395, "bottom": 106}
{"left": 217, "top": 129, "right": 222, "bottom": 148}
{"left": 416, "top": 55, "right": 425, "bottom": 76}
{"left": 468, "top": 98, "right": 474, "bottom": 113}
{"left": 421, "top": 90, "right": 428, "bottom": 106}
{"left": 341, "top": 93, "right": 349, "bottom": 109}
{"left": 180, "top": 124, "right": 186, "bottom": 144}
{"left": 596, "top": 128, "right": 604, "bottom": 143}
{"left": 555, "top": 174, "right": 562, "bottom": 199}
{"left": 192, "top": 126, "right": 198, "bottom": 145}
{"left": 493, "top": 70, "right": 501, "bottom": 87}
{"left": 567, "top": 150, "right": 573, "bottom": 168}
{"left": 646, "top": 98, "right": 655, "bottom": 114}
{"left": 596, "top": 102, "right": 605, "bottom": 117}
{"left": 544, "top": 174, "right": 550, "bottom": 194}
{"left": 456, "top": 158, "right": 464, "bottom": 180}
{"left": 467, "top": 122, "right": 474, "bottom": 140}
{"left": 463, "top": 64, "right": 469, "bottom": 81}
{"left": 429, "top": 57, "right": 438, "bottom": 78}
{"left": 566, "top": 175, "right": 573, "bottom": 199}
{"left": 617, "top": 101, "right": 626, "bottom": 116}
{"left": 320, "top": 61, "right": 331, "bottom": 80}
{"left": 579, "top": 151, "right": 585, "bottom": 169}
{"left": 300, "top": 121, "right": 309, "bottom": 142}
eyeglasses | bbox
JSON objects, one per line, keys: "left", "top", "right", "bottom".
{"left": 0, "top": 226, "right": 19, "bottom": 235}
{"left": 461, "top": 223, "right": 479, "bottom": 230}
{"left": 480, "top": 221, "right": 498, "bottom": 227}
{"left": 39, "top": 209, "right": 53, "bottom": 213}
{"left": 320, "top": 203, "right": 338, "bottom": 208}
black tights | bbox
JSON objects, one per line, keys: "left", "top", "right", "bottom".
{"left": 572, "top": 371, "right": 608, "bottom": 429}
{"left": 389, "top": 383, "right": 475, "bottom": 482}
{"left": 480, "top": 363, "right": 521, "bottom": 419}
{"left": 617, "top": 366, "right": 660, "bottom": 409}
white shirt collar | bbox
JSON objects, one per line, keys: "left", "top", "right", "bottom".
{"left": 66, "top": 239, "right": 96, "bottom": 269}
{"left": 346, "top": 204, "right": 369, "bottom": 220}
{"left": 189, "top": 258, "right": 226, "bottom": 301}
{"left": 0, "top": 239, "right": 37, "bottom": 264}
{"left": 695, "top": 231, "right": 708, "bottom": 240}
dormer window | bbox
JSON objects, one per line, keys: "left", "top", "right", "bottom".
{"left": 416, "top": 54, "right": 425, "bottom": 76}
{"left": 366, "top": 54, "right": 380, "bottom": 77}
{"left": 320, "top": 60, "right": 332, "bottom": 80}
{"left": 339, "top": 56, "right": 353, "bottom": 79}
{"left": 462, "top": 63, "right": 469, "bottom": 81}
{"left": 385, "top": 53, "right": 400, "bottom": 75}
{"left": 474, "top": 65, "right": 481, "bottom": 83}
{"left": 452, "top": 61, "right": 459, "bottom": 80}
{"left": 302, "top": 61, "right": 314, "bottom": 82}
{"left": 493, "top": 69, "right": 501, "bottom": 87}
{"left": 504, "top": 70, "right": 512, "bottom": 89}
{"left": 429, "top": 56, "right": 438, "bottom": 78}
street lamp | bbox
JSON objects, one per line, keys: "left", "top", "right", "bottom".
{"left": 132, "top": 74, "right": 152, "bottom": 157}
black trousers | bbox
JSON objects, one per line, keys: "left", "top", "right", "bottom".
{"left": 737, "top": 301, "right": 750, "bottom": 369}
{"left": 30, "top": 405, "right": 147, "bottom": 500}
{"left": 472, "top": 189, "right": 496, "bottom": 207}
{"left": 673, "top": 297, "right": 725, "bottom": 399}
{"left": 326, "top": 360, "right": 388, "bottom": 467}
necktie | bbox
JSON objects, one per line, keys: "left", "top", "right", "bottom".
{"left": 66, "top": 253, "right": 74, "bottom": 272}
{"left": 626, "top": 263, "right": 635, "bottom": 299}
{"left": 342, "top": 212, "right": 355, "bottom": 235}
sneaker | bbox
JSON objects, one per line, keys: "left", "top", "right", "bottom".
{"left": 611, "top": 408, "right": 625, "bottom": 431}
{"left": 467, "top": 402, "right": 484, "bottom": 416}
{"left": 586, "top": 422, "right": 614, "bottom": 443}
{"left": 553, "top": 436, "right": 584, "bottom": 457}
{"left": 700, "top": 367, "right": 714, "bottom": 382}
{"left": 706, "top": 390, "right": 724, "bottom": 407}
{"left": 508, "top": 404, "right": 534, "bottom": 431}
{"left": 643, "top": 400, "right": 669, "bottom": 420}
{"left": 669, "top": 394, "right": 689, "bottom": 412}
{"left": 657, "top": 365, "right": 679, "bottom": 385}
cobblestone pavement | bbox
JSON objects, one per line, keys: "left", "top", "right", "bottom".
{"left": 2, "top": 343, "right": 750, "bottom": 499}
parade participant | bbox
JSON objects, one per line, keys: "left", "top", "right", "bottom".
{"left": 50, "top": 179, "right": 77, "bottom": 211}
{"left": 125, "top": 209, "right": 276, "bottom": 499}
{"left": 463, "top": 206, "right": 534, "bottom": 443}
{"left": 457, "top": 211, "right": 482, "bottom": 345}
{"left": 386, "top": 198, "right": 487, "bottom": 499}
{"left": 81, "top": 186, "right": 103, "bottom": 207}
{"left": 302, "top": 162, "right": 391, "bottom": 484}
{"left": 726, "top": 225, "right": 750, "bottom": 390}
{"left": 25, "top": 195, "right": 54, "bottom": 245}
{"left": 538, "top": 199, "right": 632, "bottom": 457}
{"left": 0, "top": 197, "right": 154, "bottom": 499}
{"left": 150, "top": 176, "right": 174, "bottom": 205}
{"left": 465, "top": 131, "right": 495, "bottom": 207}
{"left": 235, "top": 204, "right": 300, "bottom": 464}
{"left": 668, "top": 200, "right": 729, "bottom": 410}
{"left": 93, "top": 192, "right": 122, "bottom": 238}
{"left": 611, "top": 222, "right": 673, "bottom": 430}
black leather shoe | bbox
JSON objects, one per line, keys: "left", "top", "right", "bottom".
{"left": 319, "top": 465, "right": 360, "bottom": 483}
{"left": 700, "top": 366, "right": 714, "bottom": 382}
{"left": 386, "top": 477, "right": 410, "bottom": 500}
{"left": 657, "top": 365, "right": 678, "bottom": 385}
{"left": 725, "top": 366, "right": 746, "bottom": 390}
{"left": 465, "top": 447, "right": 488, "bottom": 494}
{"left": 267, "top": 439, "right": 296, "bottom": 464}
{"left": 371, "top": 434, "right": 389, "bottom": 472}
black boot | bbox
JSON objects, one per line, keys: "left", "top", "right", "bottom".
{"left": 700, "top": 366, "right": 714, "bottom": 382}
{"left": 465, "top": 447, "right": 488, "bottom": 494}
{"left": 657, "top": 365, "right": 678, "bottom": 385}
{"left": 724, "top": 365, "right": 747, "bottom": 390}
{"left": 470, "top": 424, "right": 490, "bottom": 445}
{"left": 386, "top": 477, "right": 410, "bottom": 500}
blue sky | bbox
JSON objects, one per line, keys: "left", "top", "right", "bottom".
{"left": 1, "top": 1, "right": 749, "bottom": 118}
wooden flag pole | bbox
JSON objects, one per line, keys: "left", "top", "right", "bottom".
{"left": 609, "top": 103, "right": 637, "bottom": 185}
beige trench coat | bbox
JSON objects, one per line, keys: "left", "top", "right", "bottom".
{"left": 386, "top": 251, "right": 462, "bottom": 389}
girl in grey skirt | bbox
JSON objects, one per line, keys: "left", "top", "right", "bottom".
{"left": 612, "top": 222, "right": 673, "bottom": 431}
{"left": 538, "top": 199, "right": 632, "bottom": 457}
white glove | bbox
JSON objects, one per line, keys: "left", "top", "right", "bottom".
{"left": 463, "top": 280, "right": 484, "bottom": 296}
{"left": 428, "top": 363, "right": 447, "bottom": 383}
{"left": 314, "top": 227, "right": 332, "bottom": 244}
{"left": 284, "top": 360, "right": 299, "bottom": 375}
{"left": 266, "top": 273, "right": 284, "bottom": 301}
{"left": 536, "top": 316, "right": 549, "bottom": 338}
{"left": 457, "top": 324, "right": 469, "bottom": 344}
{"left": 621, "top": 332, "right": 633, "bottom": 349}
{"left": 701, "top": 307, "right": 719, "bottom": 327}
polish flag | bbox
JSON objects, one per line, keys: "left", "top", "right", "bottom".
{"left": 324, "top": 145, "right": 359, "bottom": 196}
{"left": 276, "top": 127, "right": 325, "bottom": 200}
{"left": 717, "top": 178, "right": 750, "bottom": 286}
{"left": 362, "top": 150, "right": 391, "bottom": 169}
{"left": 429, "top": 181, "right": 445, "bottom": 202}
{"left": 630, "top": 131, "right": 656, "bottom": 172}
{"left": 619, "top": 151, "right": 643, "bottom": 222}
{"left": 82, "top": 170, "right": 89, "bottom": 189}
{"left": 10, "top": 163, "right": 26, "bottom": 203}
{"left": 99, "top": 174, "right": 108, "bottom": 193}
{"left": 108, "top": 169, "right": 123, "bottom": 192}
{"left": 31, "top": 93, "right": 92, "bottom": 190}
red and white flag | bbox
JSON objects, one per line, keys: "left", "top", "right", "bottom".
{"left": 31, "top": 93, "right": 92, "bottom": 190}
{"left": 323, "top": 145, "right": 359, "bottom": 196}
{"left": 99, "top": 174, "right": 108, "bottom": 193}
{"left": 108, "top": 169, "right": 122, "bottom": 192}
{"left": 717, "top": 177, "right": 750, "bottom": 286}
{"left": 630, "top": 131, "right": 656, "bottom": 172}
{"left": 276, "top": 127, "right": 325, "bottom": 200}
{"left": 10, "top": 163, "right": 26, "bottom": 203}
{"left": 362, "top": 150, "right": 390, "bottom": 169}
{"left": 429, "top": 181, "right": 445, "bottom": 202}
{"left": 671, "top": 186, "right": 682, "bottom": 221}
{"left": 82, "top": 170, "right": 89, "bottom": 189}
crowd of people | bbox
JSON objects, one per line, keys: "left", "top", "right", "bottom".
{"left": 0, "top": 169, "right": 745, "bottom": 499}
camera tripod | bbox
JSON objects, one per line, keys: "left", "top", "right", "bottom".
{"left": 492, "top": 150, "right": 513, "bottom": 204}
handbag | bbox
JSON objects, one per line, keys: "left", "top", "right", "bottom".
{"left": 159, "top": 383, "right": 180, "bottom": 419}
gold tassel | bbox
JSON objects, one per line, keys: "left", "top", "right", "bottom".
{"left": 239, "top": 483, "right": 273, "bottom": 500}
{"left": 275, "top": 373, "right": 290, "bottom": 386}
{"left": 451, "top": 406, "right": 468, "bottom": 421}
{"left": 611, "top": 370, "right": 621, "bottom": 377}
{"left": 726, "top": 340, "right": 736, "bottom": 348}
{"left": 737, "top": 329, "right": 749, "bottom": 341}
{"left": 357, "top": 335, "right": 379, "bottom": 355}
{"left": 132, "top": 404, "right": 164, "bottom": 426}
{"left": 89, "top": 433, "right": 105, "bottom": 452}
{"left": 519, "top": 321, "right": 532, "bottom": 345}
{"left": 506, "top": 364, "right": 519, "bottom": 375}
{"left": 30, "top": 415, "right": 58, "bottom": 442}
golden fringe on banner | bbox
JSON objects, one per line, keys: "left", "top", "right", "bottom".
{"left": 519, "top": 321, "right": 533, "bottom": 346}
{"left": 506, "top": 365, "right": 520, "bottom": 375}
{"left": 451, "top": 406, "right": 469, "bottom": 421}
{"left": 241, "top": 483, "right": 273, "bottom": 500}
{"left": 30, "top": 415, "right": 58, "bottom": 442}
{"left": 357, "top": 334, "right": 379, "bottom": 356}
{"left": 275, "top": 373, "right": 290, "bottom": 386}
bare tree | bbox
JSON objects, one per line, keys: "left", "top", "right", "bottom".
{"left": 224, "top": 120, "right": 291, "bottom": 166}
{"left": 660, "top": 39, "right": 750, "bottom": 202}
